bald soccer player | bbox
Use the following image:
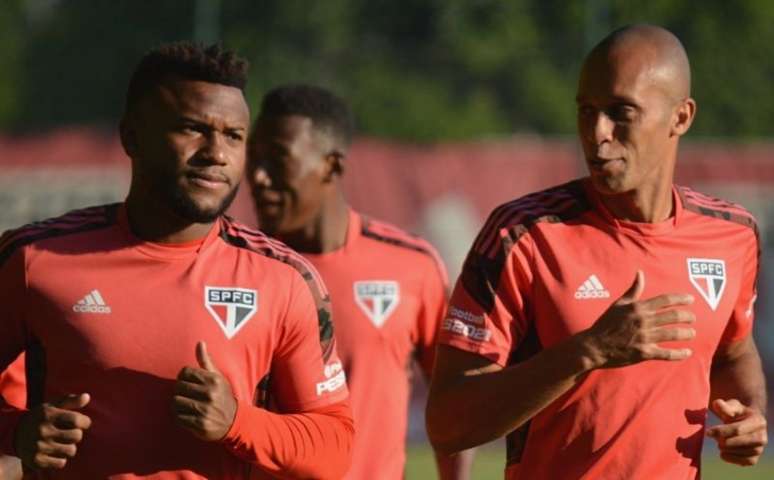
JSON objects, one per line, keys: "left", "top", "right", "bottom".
{"left": 427, "top": 25, "right": 767, "bottom": 479}
{"left": 247, "top": 84, "right": 474, "bottom": 479}
{"left": 0, "top": 43, "right": 353, "bottom": 479}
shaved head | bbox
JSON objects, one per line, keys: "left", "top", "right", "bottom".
{"left": 575, "top": 24, "right": 696, "bottom": 212}
{"left": 585, "top": 24, "right": 691, "bottom": 101}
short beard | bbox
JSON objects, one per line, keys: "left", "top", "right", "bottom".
{"left": 165, "top": 182, "right": 240, "bottom": 223}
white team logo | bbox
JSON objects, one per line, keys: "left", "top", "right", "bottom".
{"left": 72, "top": 289, "right": 111, "bottom": 314}
{"left": 316, "top": 360, "right": 346, "bottom": 396}
{"left": 687, "top": 258, "right": 726, "bottom": 311}
{"left": 574, "top": 275, "right": 610, "bottom": 299}
{"left": 204, "top": 287, "right": 258, "bottom": 339}
{"left": 354, "top": 281, "right": 400, "bottom": 328}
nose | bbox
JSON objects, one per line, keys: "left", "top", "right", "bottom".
{"left": 251, "top": 164, "right": 272, "bottom": 188}
{"left": 199, "top": 132, "right": 228, "bottom": 165}
{"left": 590, "top": 112, "right": 615, "bottom": 145}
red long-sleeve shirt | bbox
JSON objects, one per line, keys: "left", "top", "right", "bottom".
{"left": 0, "top": 204, "right": 353, "bottom": 479}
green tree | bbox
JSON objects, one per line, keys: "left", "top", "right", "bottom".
{"left": 0, "top": 0, "right": 773, "bottom": 141}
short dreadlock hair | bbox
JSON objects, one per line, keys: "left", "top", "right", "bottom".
{"left": 259, "top": 84, "right": 354, "bottom": 147}
{"left": 125, "top": 42, "right": 248, "bottom": 114}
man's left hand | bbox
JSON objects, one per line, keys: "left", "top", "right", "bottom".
{"left": 173, "top": 341, "right": 237, "bottom": 441}
{"left": 706, "top": 398, "right": 768, "bottom": 466}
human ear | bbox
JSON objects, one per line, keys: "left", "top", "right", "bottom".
{"left": 119, "top": 116, "right": 140, "bottom": 158}
{"left": 671, "top": 97, "right": 696, "bottom": 137}
{"left": 323, "top": 151, "right": 345, "bottom": 182}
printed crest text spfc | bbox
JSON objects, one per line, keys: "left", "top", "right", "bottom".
{"left": 686, "top": 258, "right": 726, "bottom": 311}
{"left": 205, "top": 287, "right": 258, "bottom": 339}
{"left": 354, "top": 281, "right": 400, "bottom": 328}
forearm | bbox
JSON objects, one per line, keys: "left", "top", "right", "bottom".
{"left": 220, "top": 400, "right": 354, "bottom": 479}
{"left": 710, "top": 342, "right": 767, "bottom": 414}
{"left": 427, "top": 335, "right": 595, "bottom": 454}
{"left": 435, "top": 447, "right": 475, "bottom": 480}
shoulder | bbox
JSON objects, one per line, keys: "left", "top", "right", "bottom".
{"left": 471, "top": 179, "right": 591, "bottom": 258}
{"left": 0, "top": 204, "right": 119, "bottom": 267}
{"left": 360, "top": 214, "right": 448, "bottom": 282}
{"left": 677, "top": 185, "right": 758, "bottom": 232}
{"left": 218, "top": 216, "right": 328, "bottom": 292}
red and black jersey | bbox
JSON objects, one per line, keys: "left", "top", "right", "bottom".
{"left": 440, "top": 178, "right": 759, "bottom": 479}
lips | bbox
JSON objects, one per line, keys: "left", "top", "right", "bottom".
{"left": 249, "top": 187, "right": 283, "bottom": 210}
{"left": 588, "top": 157, "right": 624, "bottom": 174}
{"left": 187, "top": 171, "right": 229, "bottom": 189}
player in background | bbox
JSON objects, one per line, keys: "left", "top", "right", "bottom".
{"left": 426, "top": 24, "right": 767, "bottom": 479}
{"left": 0, "top": 43, "right": 353, "bottom": 479}
{"left": 247, "top": 84, "right": 474, "bottom": 479}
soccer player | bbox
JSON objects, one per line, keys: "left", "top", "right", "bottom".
{"left": 247, "top": 85, "right": 473, "bottom": 479}
{"left": 426, "top": 24, "right": 767, "bottom": 478}
{"left": 0, "top": 43, "right": 353, "bottom": 479}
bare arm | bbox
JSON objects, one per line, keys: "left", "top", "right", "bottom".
{"left": 427, "top": 339, "right": 593, "bottom": 454}
{"left": 421, "top": 369, "right": 477, "bottom": 480}
{"left": 706, "top": 335, "right": 768, "bottom": 466}
{"left": 427, "top": 271, "right": 696, "bottom": 454}
{"left": 710, "top": 336, "right": 767, "bottom": 414}
{"left": 435, "top": 448, "right": 475, "bottom": 480}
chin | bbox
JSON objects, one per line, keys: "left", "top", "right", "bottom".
{"left": 170, "top": 187, "right": 238, "bottom": 223}
{"left": 589, "top": 174, "right": 631, "bottom": 196}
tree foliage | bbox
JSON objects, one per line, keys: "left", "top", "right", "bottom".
{"left": 1, "top": 0, "right": 773, "bottom": 141}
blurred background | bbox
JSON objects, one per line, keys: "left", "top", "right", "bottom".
{"left": 0, "top": 0, "right": 772, "bottom": 478}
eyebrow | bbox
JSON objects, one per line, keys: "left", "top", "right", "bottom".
{"left": 574, "top": 95, "right": 640, "bottom": 106}
{"left": 177, "top": 115, "right": 247, "bottom": 132}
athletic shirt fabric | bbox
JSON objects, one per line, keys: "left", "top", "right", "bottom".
{"left": 439, "top": 178, "right": 759, "bottom": 480}
{"left": 302, "top": 210, "right": 448, "bottom": 480}
{"left": 0, "top": 203, "right": 351, "bottom": 479}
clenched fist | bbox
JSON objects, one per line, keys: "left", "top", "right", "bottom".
{"left": 707, "top": 398, "right": 768, "bottom": 466}
{"left": 14, "top": 393, "right": 92, "bottom": 471}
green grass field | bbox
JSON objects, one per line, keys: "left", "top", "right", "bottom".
{"left": 405, "top": 444, "right": 774, "bottom": 479}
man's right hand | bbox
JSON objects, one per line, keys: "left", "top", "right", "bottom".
{"left": 580, "top": 270, "right": 696, "bottom": 369}
{"left": 14, "top": 393, "right": 92, "bottom": 470}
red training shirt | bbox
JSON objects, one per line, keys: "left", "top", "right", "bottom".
{"left": 440, "top": 179, "right": 759, "bottom": 480}
{"left": 0, "top": 204, "right": 352, "bottom": 479}
{"left": 302, "top": 210, "right": 447, "bottom": 479}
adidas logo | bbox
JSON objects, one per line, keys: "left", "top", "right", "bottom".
{"left": 574, "top": 275, "right": 610, "bottom": 299}
{"left": 72, "top": 289, "right": 112, "bottom": 314}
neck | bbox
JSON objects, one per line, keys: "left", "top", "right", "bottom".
{"left": 599, "top": 180, "right": 675, "bottom": 223}
{"left": 125, "top": 188, "right": 215, "bottom": 243}
{"left": 277, "top": 189, "right": 349, "bottom": 254}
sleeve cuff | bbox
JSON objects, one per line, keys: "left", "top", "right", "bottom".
{"left": 220, "top": 399, "right": 261, "bottom": 447}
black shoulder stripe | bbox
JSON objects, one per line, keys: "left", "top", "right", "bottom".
{"left": 360, "top": 220, "right": 433, "bottom": 256}
{"left": 463, "top": 181, "right": 590, "bottom": 313}
{"left": 677, "top": 187, "right": 757, "bottom": 230}
{"left": 683, "top": 203, "right": 757, "bottom": 230}
{"left": 0, "top": 204, "right": 119, "bottom": 268}
{"left": 218, "top": 228, "right": 335, "bottom": 362}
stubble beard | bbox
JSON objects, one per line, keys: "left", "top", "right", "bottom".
{"left": 162, "top": 177, "right": 240, "bottom": 224}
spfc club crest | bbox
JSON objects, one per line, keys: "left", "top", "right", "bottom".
{"left": 687, "top": 258, "right": 726, "bottom": 311}
{"left": 354, "top": 281, "right": 400, "bottom": 328}
{"left": 205, "top": 287, "right": 258, "bottom": 339}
